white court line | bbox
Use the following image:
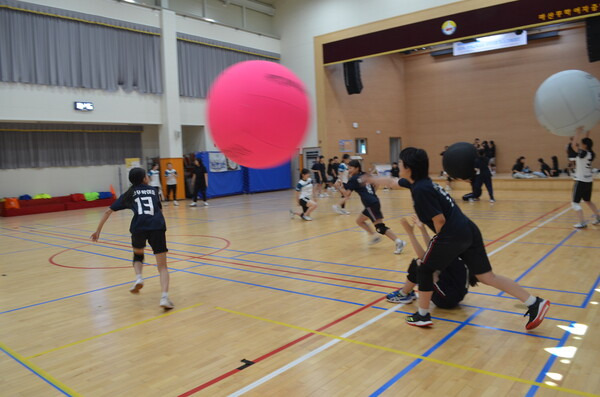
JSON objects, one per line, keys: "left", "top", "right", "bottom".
{"left": 487, "top": 207, "right": 572, "bottom": 256}
{"left": 229, "top": 206, "right": 573, "bottom": 396}
{"left": 228, "top": 303, "right": 405, "bottom": 397}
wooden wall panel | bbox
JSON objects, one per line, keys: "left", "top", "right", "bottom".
{"left": 323, "top": 26, "right": 600, "bottom": 173}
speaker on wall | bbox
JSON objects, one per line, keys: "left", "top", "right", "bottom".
{"left": 343, "top": 60, "right": 363, "bottom": 94}
{"left": 586, "top": 16, "right": 600, "bottom": 62}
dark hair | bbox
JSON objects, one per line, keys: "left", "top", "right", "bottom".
{"left": 399, "top": 147, "right": 429, "bottom": 181}
{"left": 122, "top": 167, "right": 147, "bottom": 207}
{"left": 477, "top": 148, "right": 486, "bottom": 156}
{"left": 538, "top": 158, "right": 544, "bottom": 163}
{"left": 582, "top": 137, "right": 593, "bottom": 150}
{"left": 348, "top": 159, "right": 362, "bottom": 171}
{"left": 300, "top": 168, "right": 310, "bottom": 177}
{"left": 392, "top": 162, "right": 398, "bottom": 166}
{"left": 319, "top": 155, "right": 324, "bottom": 159}
{"left": 342, "top": 154, "right": 350, "bottom": 160}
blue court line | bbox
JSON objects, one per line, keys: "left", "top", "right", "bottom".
{"left": 369, "top": 227, "right": 578, "bottom": 393}
{"left": 13, "top": 227, "right": 592, "bottom": 298}
{"left": 497, "top": 230, "right": 577, "bottom": 299}
{"left": 580, "top": 274, "right": 600, "bottom": 308}
{"left": 370, "top": 309, "right": 485, "bottom": 396}
{"left": 0, "top": 232, "right": 575, "bottom": 333}
{"left": 0, "top": 246, "right": 50, "bottom": 255}
{"left": 525, "top": 326, "right": 572, "bottom": 397}
{"left": 2, "top": 230, "right": 586, "bottom": 308}
{"left": 0, "top": 345, "right": 72, "bottom": 396}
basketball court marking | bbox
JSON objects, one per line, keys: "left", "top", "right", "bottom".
{"left": 26, "top": 302, "right": 204, "bottom": 359}
{"left": 0, "top": 342, "right": 83, "bottom": 397}
{"left": 219, "top": 307, "right": 597, "bottom": 397}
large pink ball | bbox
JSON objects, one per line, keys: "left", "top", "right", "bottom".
{"left": 207, "top": 60, "right": 310, "bottom": 169}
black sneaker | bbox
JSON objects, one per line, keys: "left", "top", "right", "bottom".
{"left": 524, "top": 297, "right": 550, "bottom": 330}
{"left": 406, "top": 311, "right": 433, "bottom": 327}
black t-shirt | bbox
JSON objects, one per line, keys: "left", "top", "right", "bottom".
{"left": 312, "top": 162, "right": 326, "bottom": 177}
{"left": 344, "top": 172, "right": 379, "bottom": 207}
{"left": 475, "top": 156, "right": 491, "bottom": 177}
{"left": 111, "top": 185, "right": 166, "bottom": 233}
{"left": 540, "top": 162, "right": 551, "bottom": 174}
{"left": 399, "top": 178, "right": 467, "bottom": 234}
{"left": 390, "top": 167, "right": 400, "bottom": 178}
{"left": 512, "top": 162, "right": 524, "bottom": 172}
{"left": 192, "top": 163, "right": 207, "bottom": 186}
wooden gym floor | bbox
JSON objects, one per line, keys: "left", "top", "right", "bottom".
{"left": 1, "top": 183, "right": 599, "bottom": 397}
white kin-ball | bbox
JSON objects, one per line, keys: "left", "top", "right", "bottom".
{"left": 534, "top": 70, "right": 600, "bottom": 136}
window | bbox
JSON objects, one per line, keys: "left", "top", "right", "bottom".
{"left": 356, "top": 138, "right": 368, "bottom": 154}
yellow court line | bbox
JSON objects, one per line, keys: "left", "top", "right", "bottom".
{"left": 28, "top": 302, "right": 204, "bottom": 359}
{"left": 1, "top": 342, "right": 83, "bottom": 397}
{"left": 215, "top": 306, "right": 600, "bottom": 397}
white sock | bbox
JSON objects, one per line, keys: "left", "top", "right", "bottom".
{"left": 136, "top": 275, "right": 143, "bottom": 283}
{"left": 161, "top": 292, "right": 169, "bottom": 299}
{"left": 418, "top": 307, "right": 430, "bottom": 316}
{"left": 398, "top": 290, "right": 408, "bottom": 297}
{"left": 524, "top": 295, "right": 536, "bottom": 307}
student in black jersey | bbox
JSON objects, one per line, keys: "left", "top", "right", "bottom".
{"left": 369, "top": 148, "right": 549, "bottom": 329}
{"left": 386, "top": 216, "right": 477, "bottom": 308}
{"left": 335, "top": 160, "right": 406, "bottom": 254}
{"left": 390, "top": 162, "right": 400, "bottom": 178}
{"left": 91, "top": 167, "right": 174, "bottom": 310}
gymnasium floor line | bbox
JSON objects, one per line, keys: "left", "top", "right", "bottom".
{"left": 526, "top": 327, "right": 573, "bottom": 397}
{"left": 0, "top": 343, "right": 82, "bottom": 397}
{"left": 217, "top": 307, "right": 588, "bottom": 397}
{"left": 8, "top": 225, "right": 592, "bottom": 299}
{"left": 580, "top": 275, "right": 600, "bottom": 308}
{"left": 371, "top": 225, "right": 580, "bottom": 393}
{"left": 0, "top": 230, "right": 573, "bottom": 333}
{"left": 201, "top": 205, "right": 583, "bottom": 394}
{"left": 1, "top": 229, "right": 588, "bottom": 309}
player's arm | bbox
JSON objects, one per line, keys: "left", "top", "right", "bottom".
{"left": 572, "top": 126, "right": 585, "bottom": 152}
{"left": 364, "top": 175, "right": 399, "bottom": 189}
{"left": 91, "top": 209, "right": 114, "bottom": 241}
{"left": 400, "top": 218, "right": 426, "bottom": 258}
{"left": 334, "top": 180, "right": 351, "bottom": 197}
{"left": 432, "top": 213, "right": 446, "bottom": 234}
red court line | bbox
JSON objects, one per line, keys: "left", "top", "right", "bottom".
{"left": 483, "top": 203, "right": 569, "bottom": 248}
{"left": 178, "top": 202, "right": 570, "bottom": 396}
{"left": 178, "top": 296, "right": 387, "bottom": 397}
{"left": 35, "top": 228, "right": 401, "bottom": 289}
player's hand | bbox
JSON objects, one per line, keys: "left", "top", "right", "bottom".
{"left": 90, "top": 232, "right": 100, "bottom": 242}
{"left": 400, "top": 218, "right": 414, "bottom": 233}
{"left": 410, "top": 214, "right": 424, "bottom": 228}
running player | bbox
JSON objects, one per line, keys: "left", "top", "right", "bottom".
{"left": 335, "top": 160, "right": 406, "bottom": 254}
{"left": 333, "top": 154, "right": 351, "bottom": 215}
{"left": 290, "top": 168, "right": 318, "bottom": 221}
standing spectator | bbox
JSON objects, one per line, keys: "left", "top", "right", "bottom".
{"left": 148, "top": 163, "right": 164, "bottom": 201}
{"left": 488, "top": 141, "right": 497, "bottom": 175}
{"left": 326, "top": 158, "right": 336, "bottom": 191}
{"left": 190, "top": 157, "right": 209, "bottom": 207}
{"left": 390, "top": 162, "right": 400, "bottom": 178}
{"left": 311, "top": 155, "right": 327, "bottom": 198}
{"left": 164, "top": 162, "right": 179, "bottom": 206}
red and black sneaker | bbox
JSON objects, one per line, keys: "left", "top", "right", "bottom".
{"left": 406, "top": 312, "right": 433, "bottom": 327}
{"left": 524, "top": 297, "right": 550, "bottom": 330}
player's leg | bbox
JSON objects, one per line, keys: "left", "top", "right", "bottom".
{"left": 130, "top": 233, "right": 146, "bottom": 293}
{"left": 572, "top": 181, "right": 586, "bottom": 228}
{"left": 149, "top": 231, "right": 173, "bottom": 309}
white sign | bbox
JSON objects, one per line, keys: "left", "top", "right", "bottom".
{"left": 453, "top": 32, "right": 527, "bottom": 56}
{"left": 74, "top": 101, "right": 94, "bottom": 111}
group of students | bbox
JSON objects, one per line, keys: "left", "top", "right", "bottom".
{"left": 90, "top": 130, "right": 600, "bottom": 330}
{"left": 146, "top": 157, "right": 210, "bottom": 207}
{"left": 292, "top": 155, "right": 406, "bottom": 255}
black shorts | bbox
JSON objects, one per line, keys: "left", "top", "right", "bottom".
{"left": 407, "top": 258, "right": 467, "bottom": 309}
{"left": 313, "top": 173, "right": 322, "bottom": 183}
{"left": 131, "top": 230, "right": 168, "bottom": 254}
{"left": 362, "top": 203, "right": 383, "bottom": 222}
{"left": 572, "top": 181, "right": 593, "bottom": 203}
{"left": 422, "top": 220, "right": 492, "bottom": 276}
{"left": 299, "top": 198, "right": 310, "bottom": 213}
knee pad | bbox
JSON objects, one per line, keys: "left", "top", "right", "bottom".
{"left": 416, "top": 260, "right": 436, "bottom": 291}
{"left": 407, "top": 258, "right": 419, "bottom": 283}
{"left": 571, "top": 202, "right": 582, "bottom": 211}
{"left": 133, "top": 253, "right": 144, "bottom": 263}
{"left": 375, "top": 223, "right": 389, "bottom": 235}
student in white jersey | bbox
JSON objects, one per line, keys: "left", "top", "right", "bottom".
{"left": 148, "top": 163, "right": 164, "bottom": 201}
{"left": 290, "top": 168, "right": 318, "bottom": 221}
{"left": 164, "top": 162, "right": 179, "bottom": 206}
{"left": 571, "top": 127, "right": 600, "bottom": 228}
{"left": 333, "top": 154, "right": 351, "bottom": 215}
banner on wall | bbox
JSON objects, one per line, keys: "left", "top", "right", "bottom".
{"left": 208, "top": 152, "right": 239, "bottom": 172}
